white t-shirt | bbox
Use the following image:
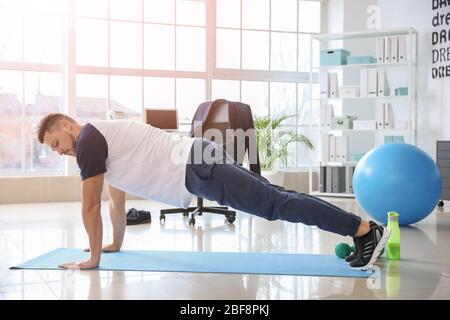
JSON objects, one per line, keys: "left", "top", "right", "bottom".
{"left": 82, "top": 120, "right": 196, "bottom": 208}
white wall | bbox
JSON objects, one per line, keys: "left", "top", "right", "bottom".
{"left": 0, "top": 176, "right": 142, "bottom": 204}
{"left": 377, "top": 0, "right": 450, "bottom": 157}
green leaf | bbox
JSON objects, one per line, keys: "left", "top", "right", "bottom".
{"left": 254, "top": 115, "right": 315, "bottom": 170}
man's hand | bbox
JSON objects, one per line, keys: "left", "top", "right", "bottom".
{"left": 84, "top": 244, "right": 120, "bottom": 253}
{"left": 58, "top": 259, "right": 99, "bottom": 270}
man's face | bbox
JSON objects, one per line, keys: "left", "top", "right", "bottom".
{"left": 43, "top": 121, "right": 77, "bottom": 157}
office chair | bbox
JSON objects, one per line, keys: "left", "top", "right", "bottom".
{"left": 159, "top": 101, "right": 238, "bottom": 226}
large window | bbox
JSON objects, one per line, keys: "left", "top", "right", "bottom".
{"left": 213, "top": 0, "right": 322, "bottom": 166}
{"left": 75, "top": 0, "right": 207, "bottom": 125}
{"left": 0, "top": 0, "right": 322, "bottom": 176}
{"left": 0, "top": 0, "right": 64, "bottom": 175}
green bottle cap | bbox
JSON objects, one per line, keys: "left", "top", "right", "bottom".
{"left": 387, "top": 211, "right": 399, "bottom": 221}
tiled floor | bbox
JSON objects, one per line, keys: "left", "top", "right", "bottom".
{"left": 1, "top": 198, "right": 450, "bottom": 300}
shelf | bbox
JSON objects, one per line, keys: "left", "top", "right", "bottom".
{"left": 313, "top": 96, "right": 410, "bottom": 101}
{"left": 310, "top": 191, "right": 355, "bottom": 198}
{"left": 318, "top": 128, "right": 411, "bottom": 133}
{"left": 313, "top": 62, "right": 411, "bottom": 70}
{"left": 309, "top": 27, "right": 417, "bottom": 197}
{"left": 328, "top": 96, "right": 409, "bottom": 100}
{"left": 312, "top": 160, "right": 358, "bottom": 166}
{"left": 312, "top": 27, "right": 418, "bottom": 41}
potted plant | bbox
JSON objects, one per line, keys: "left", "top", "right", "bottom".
{"left": 254, "top": 115, "right": 315, "bottom": 184}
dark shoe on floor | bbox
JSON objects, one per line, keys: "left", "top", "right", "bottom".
{"left": 349, "top": 221, "right": 391, "bottom": 270}
{"left": 346, "top": 221, "right": 380, "bottom": 264}
{"left": 126, "top": 208, "right": 152, "bottom": 225}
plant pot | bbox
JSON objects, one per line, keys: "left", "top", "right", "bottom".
{"left": 261, "top": 170, "right": 285, "bottom": 186}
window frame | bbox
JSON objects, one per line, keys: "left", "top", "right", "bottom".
{"left": 0, "top": 0, "right": 65, "bottom": 176}
{"left": 0, "top": 0, "right": 325, "bottom": 176}
{"left": 210, "top": 0, "right": 325, "bottom": 167}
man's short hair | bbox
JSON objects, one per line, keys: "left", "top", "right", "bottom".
{"left": 37, "top": 113, "right": 76, "bottom": 144}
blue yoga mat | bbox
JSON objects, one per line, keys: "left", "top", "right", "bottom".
{"left": 11, "top": 248, "right": 373, "bottom": 278}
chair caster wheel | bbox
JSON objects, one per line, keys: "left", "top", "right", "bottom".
{"left": 438, "top": 200, "right": 444, "bottom": 208}
{"left": 159, "top": 214, "right": 165, "bottom": 224}
{"left": 226, "top": 215, "right": 236, "bottom": 224}
{"left": 188, "top": 218, "right": 195, "bottom": 226}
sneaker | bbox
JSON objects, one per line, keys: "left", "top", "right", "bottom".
{"left": 345, "top": 221, "right": 379, "bottom": 264}
{"left": 349, "top": 221, "right": 391, "bottom": 270}
{"left": 126, "top": 208, "right": 152, "bottom": 225}
{"left": 345, "top": 251, "right": 357, "bottom": 263}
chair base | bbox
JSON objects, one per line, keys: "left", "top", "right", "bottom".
{"left": 160, "top": 198, "right": 236, "bottom": 225}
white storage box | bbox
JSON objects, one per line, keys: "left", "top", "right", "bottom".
{"left": 353, "top": 120, "right": 377, "bottom": 130}
{"left": 339, "top": 86, "right": 360, "bottom": 98}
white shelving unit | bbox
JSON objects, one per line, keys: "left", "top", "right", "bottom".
{"left": 308, "top": 28, "right": 418, "bottom": 198}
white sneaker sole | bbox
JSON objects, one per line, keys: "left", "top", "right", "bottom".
{"left": 351, "top": 226, "right": 391, "bottom": 271}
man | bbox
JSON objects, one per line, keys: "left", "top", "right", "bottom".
{"left": 37, "top": 113, "right": 390, "bottom": 271}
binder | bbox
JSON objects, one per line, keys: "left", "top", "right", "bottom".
{"left": 329, "top": 73, "right": 338, "bottom": 98}
{"left": 332, "top": 167, "right": 346, "bottom": 193}
{"left": 384, "top": 103, "right": 395, "bottom": 129}
{"left": 377, "top": 70, "right": 389, "bottom": 96}
{"left": 320, "top": 71, "right": 329, "bottom": 98}
{"left": 345, "top": 166, "right": 355, "bottom": 194}
{"left": 376, "top": 103, "right": 385, "bottom": 130}
{"left": 390, "top": 36, "right": 399, "bottom": 64}
{"left": 320, "top": 166, "right": 326, "bottom": 192}
{"left": 384, "top": 36, "right": 391, "bottom": 63}
{"left": 398, "top": 35, "right": 407, "bottom": 63}
{"left": 338, "top": 167, "right": 346, "bottom": 193}
{"left": 320, "top": 104, "right": 331, "bottom": 130}
{"left": 320, "top": 104, "right": 327, "bottom": 129}
{"left": 326, "top": 104, "right": 334, "bottom": 129}
{"left": 321, "top": 134, "right": 330, "bottom": 161}
{"left": 335, "top": 137, "right": 341, "bottom": 161}
{"left": 326, "top": 166, "right": 333, "bottom": 193}
{"left": 335, "top": 136, "right": 347, "bottom": 162}
{"left": 360, "top": 69, "right": 368, "bottom": 97}
{"left": 329, "top": 135, "right": 336, "bottom": 161}
{"left": 368, "top": 69, "right": 378, "bottom": 97}
{"left": 376, "top": 37, "right": 385, "bottom": 63}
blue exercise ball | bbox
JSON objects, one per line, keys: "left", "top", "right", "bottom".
{"left": 353, "top": 143, "right": 442, "bottom": 226}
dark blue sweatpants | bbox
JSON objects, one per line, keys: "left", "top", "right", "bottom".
{"left": 184, "top": 139, "right": 361, "bottom": 237}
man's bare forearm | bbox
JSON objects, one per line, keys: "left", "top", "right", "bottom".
{"left": 109, "top": 202, "right": 126, "bottom": 249}
{"left": 82, "top": 204, "right": 103, "bottom": 264}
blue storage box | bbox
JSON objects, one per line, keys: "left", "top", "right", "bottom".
{"left": 320, "top": 49, "right": 350, "bottom": 66}
{"left": 395, "top": 87, "right": 408, "bottom": 96}
{"left": 346, "top": 56, "right": 377, "bottom": 65}
{"left": 385, "top": 135, "right": 405, "bottom": 144}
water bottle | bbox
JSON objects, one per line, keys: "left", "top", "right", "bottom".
{"left": 386, "top": 211, "right": 400, "bottom": 260}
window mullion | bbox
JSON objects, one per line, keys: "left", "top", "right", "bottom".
{"left": 296, "top": 0, "right": 300, "bottom": 167}
{"left": 269, "top": 0, "right": 272, "bottom": 72}
{"left": 206, "top": 0, "right": 214, "bottom": 101}
{"left": 20, "top": 1, "right": 25, "bottom": 173}
{"left": 174, "top": 0, "right": 177, "bottom": 110}
{"left": 141, "top": 0, "right": 144, "bottom": 122}
{"left": 240, "top": 0, "right": 243, "bottom": 71}
{"left": 66, "top": 0, "right": 78, "bottom": 176}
